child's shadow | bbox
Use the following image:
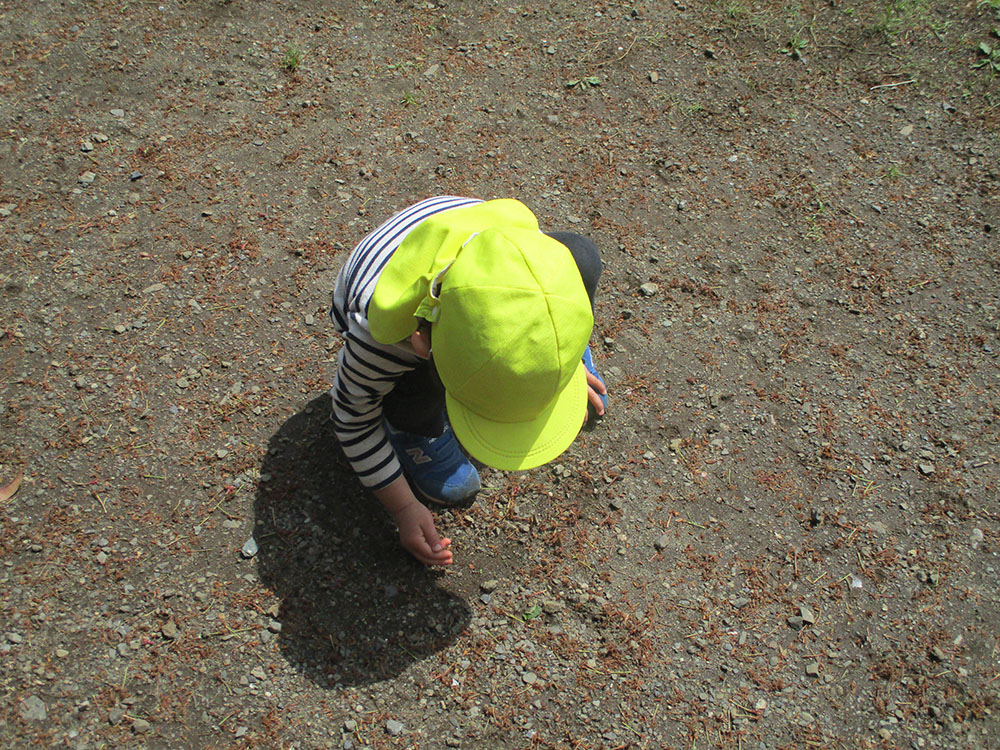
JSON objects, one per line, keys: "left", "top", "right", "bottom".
{"left": 253, "top": 394, "right": 470, "bottom": 688}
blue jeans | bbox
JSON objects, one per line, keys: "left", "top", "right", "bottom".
{"left": 382, "top": 232, "right": 602, "bottom": 437}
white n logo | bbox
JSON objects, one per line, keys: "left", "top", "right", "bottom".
{"left": 405, "top": 447, "right": 433, "bottom": 464}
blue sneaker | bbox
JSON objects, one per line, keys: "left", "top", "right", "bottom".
{"left": 582, "top": 345, "right": 608, "bottom": 422}
{"left": 386, "top": 421, "right": 481, "bottom": 507}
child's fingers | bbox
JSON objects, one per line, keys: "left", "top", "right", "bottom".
{"left": 408, "top": 538, "right": 451, "bottom": 566}
{"left": 422, "top": 545, "right": 453, "bottom": 565}
{"left": 586, "top": 385, "right": 606, "bottom": 417}
{"left": 419, "top": 521, "right": 453, "bottom": 564}
{"left": 421, "top": 518, "right": 444, "bottom": 551}
{"left": 586, "top": 369, "right": 607, "bottom": 395}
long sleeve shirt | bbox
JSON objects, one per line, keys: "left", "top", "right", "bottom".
{"left": 328, "top": 196, "right": 481, "bottom": 489}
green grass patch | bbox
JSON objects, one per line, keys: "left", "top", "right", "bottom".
{"left": 282, "top": 44, "right": 303, "bottom": 72}
{"left": 876, "top": 0, "right": 931, "bottom": 42}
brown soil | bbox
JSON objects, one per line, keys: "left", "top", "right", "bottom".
{"left": 1, "top": 1, "right": 998, "bottom": 748}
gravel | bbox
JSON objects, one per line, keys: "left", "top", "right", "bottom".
{"left": 0, "top": 2, "right": 997, "bottom": 749}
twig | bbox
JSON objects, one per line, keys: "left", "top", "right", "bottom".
{"left": 677, "top": 518, "right": 707, "bottom": 530}
{"left": 802, "top": 100, "right": 851, "bottom": 126}
{"left": 870, "top": 79, "right": 915, "bottom": 90}
{"left": 200, "top": 625, "right": 259, "bottom": 639}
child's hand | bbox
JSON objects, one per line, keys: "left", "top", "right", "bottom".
{"left": 585, "top": 369, "right": 607, "bottom": 421}
{"left": 393, "top": 501, "right": 453, "bottom": 566}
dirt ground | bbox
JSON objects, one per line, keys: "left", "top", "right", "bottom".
{"left": 1, "top": 0, "right": 999, "bottom": 748}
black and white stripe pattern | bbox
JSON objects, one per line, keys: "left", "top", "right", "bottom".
{"left": 329, "top": 196, "right": 481, "bottom": 489}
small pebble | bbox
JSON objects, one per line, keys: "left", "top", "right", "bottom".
{"left": 20, "top": 695, "right": 47, "bottom": 722}
{"left": 868, "top": 520, "right": 888, "bottom": 535}
{"left": 799, "top": 605, "right": 816, "bottom": 625}
{"left": 241, "top": 537, "right": 259, "bottom": 558}
{"left": 386, "top": 719, "right": 404, "bottom": 736}
{"left": 542, "top": 599, "right": 564, "bottom": 614}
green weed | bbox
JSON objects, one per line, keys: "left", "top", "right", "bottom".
{"left": 522, "top": 603, "right": 543, "bottom": 621}
{"left": 805, "top": 196, "right": 827, "bottom": 241}
{"left": 726, "top": 1, "right": 749, "bottom": 19}
{"left": 928, "top": 18, "right": 952, "bottom": 40}
{"left": 565, "top": 75, "right": 602, "bottom": 90}
{"left": 282, "top": 44, "right": 303, "bottom": 72}
{"left": 716, "top": 0, "right": 765, "bottom": 31}
{"left": 974, "top": 39, "right": 1000, "bottom": 74}
{"left": 782, "top": 33, "right": 808, "bottom": 59}
{"left": 876, "top": 0, "right": 930, "bottom": 41}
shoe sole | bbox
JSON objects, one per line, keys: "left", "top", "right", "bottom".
{"left": 411, "top": 480, "right": 480, "bottom": 510}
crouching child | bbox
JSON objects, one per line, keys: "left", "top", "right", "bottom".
{"left": 329, "top": 196, "right": 607, "bottom": 565}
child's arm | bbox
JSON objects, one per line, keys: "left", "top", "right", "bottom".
{"left": 374, "top": 476, "right": 453, "bottom": 566}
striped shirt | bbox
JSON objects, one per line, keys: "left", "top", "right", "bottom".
{"left": 329, "top": 196, "right": 482, "bottom": 489}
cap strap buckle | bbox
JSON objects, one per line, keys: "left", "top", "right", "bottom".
{"left": 414, "top": 261, "right": 455, "bottom": 323}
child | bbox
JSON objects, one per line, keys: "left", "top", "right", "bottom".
{"left": 329, "top": 196, "right": 607, "bottom": 565}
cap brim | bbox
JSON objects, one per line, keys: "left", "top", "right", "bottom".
{"left": 445, "top": 361, "right": 588, "bottom": 471}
